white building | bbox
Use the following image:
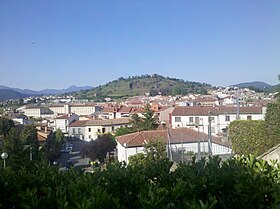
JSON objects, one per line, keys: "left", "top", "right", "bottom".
{"left": 171, "top": 106, "right": 266, "bottom": 135}
{"left": 24, "top": 106, "right": 52, "bottom": 118}
{"left": 68, "top": 120, "right": 87, "bottom": 140}
{"left": 49, "top": 104, "right": 101, "bottom": 116}
{"left": 116, "top": 128, "right": 232, "bottom": 164}
{"left": 84, "top": 118, "right": 130, "bottom": 141}
{"left": 53, "top": 113, "right": 79, "bottom": 134}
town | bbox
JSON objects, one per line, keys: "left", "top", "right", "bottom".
{"left": 0, "top": 83, "right": 278, "bottom": 165}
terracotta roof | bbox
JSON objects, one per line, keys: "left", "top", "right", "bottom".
{"left": 69, "top": 120, "right": 88, "bottom": 127}
{"left": 86, "top": 118, "right": 130, "bottom": 126}
{"left": 116, "top": 128, "right": 229, "bottom": 148}
{"left": 156, "top": 106, "right": 173, "bottom": 113}
{"left": 172, "top": 106, "right": 263, "bottom": 116}
{"left": 118, "top": 107, "right": 132, "bottom": 113}
{"left": 102, "top": 107, "right": 116, "bottom": 113}
{"left": 55, "top": 114, "right": 70, "bottom": 119}
{"left": 116, "top": 130, "right": 166, "bottom": 147}
{"left": 131, "top": 107, "right": 145, "bottom": 114}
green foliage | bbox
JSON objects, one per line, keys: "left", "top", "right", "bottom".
{"left": 129, "top": 139, "right": 167, "bottom": 167}
{"left": 140, "top": 104, "right": 158, "bottom": 131}
{"left": 53, "top": 128, "right": 65, "bottom": 148}
{"left": 2, "top": 127, "right": 25, "bottom": 168}
{"left": 0, "top": 156, "right": 280, "bottom": 208}
{"left": 0, "top": 117, "right": 15, "bottom": 136}
{"left": 229, "top": 120, "right": 273, "bottom": 156}
{"left": 81, "top": 134, "right": 116, "bottom": 163}
{"left": 265, "top": 102, "right": 280, "bottom": 142}
{"left": 114, "top": 126, "right": 134, "bottom": 137}
{"left": 20, "top": 125, "right": 40, "bottom": 161}
{"left": 74, "top": 74, "right": 210, "bottom": 99}
{"left": 130, "top": 113, "right": 141, "bottom": 131}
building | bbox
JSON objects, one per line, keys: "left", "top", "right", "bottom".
{"left": 171, "top": 106, "right": 266, "bottom": 135}
{"left": 24, "top": 106, "right": 52, "bottom": 118}
{"left": 68, "top": 120, "right": 87, "bottom": 140}
{"left": 116, "top": 128, "right": 232, "bottom": 164}
{"left": 52, "top": 113, "right": 79, "bottom": 134}
{"left": 84, "top": 118, "right": 130, "bottom": 141}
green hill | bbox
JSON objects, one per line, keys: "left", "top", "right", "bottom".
{"left": 75, "top": 74, "right": 211, "bottom": 99}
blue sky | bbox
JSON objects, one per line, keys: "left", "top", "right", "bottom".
{"left": 0, "top": 1, "right": 279, "bottom": 90}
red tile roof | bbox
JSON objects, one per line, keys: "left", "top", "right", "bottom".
{"left": 86, "top": 118, "right": 130, "bottom": 126}
{"left": 55, "top": 114, "right": 71, "bottom": 119}
{"left": 172, "top": 106, "right": 263, "bottom": 116}
{"left": 116, "top": 128, "right": 229, "bottom": 148}
{"left": 69, "top": 120, "right": 88, "bottom": 127}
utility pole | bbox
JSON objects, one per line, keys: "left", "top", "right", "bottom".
{"left": 208, "top": 112, "right": 213, "bottom": 156}
{"left": 197, "top": 123, "right": 201, "bottom": 160}
{"left": 236, "top": 89, "right": 240, "bottom": 120}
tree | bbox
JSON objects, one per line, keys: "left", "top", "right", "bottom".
{"left": 20, "top": 125, "right": 39, "bottom": 161}
{"left": 114, "top": 127, "right": 133, "bottom": 137}
{"left": 140, "top": 104, "right": 158, "bottom": 130}
{"left": 53, "top": 128, "right": 64, "bottom": 148}
{"left": 276, "top": 74, "right": 280, "bottom": 102}
{"left": 129, "top": 139, "right": 167, "bottom": 167}
{"left": 229, "top": 120, "right": 273, "bottom": 156}
{"left": 81, "top": 134, "right": 116, "bottom": 163}
{"left": 0, "top": 117, "right": 15, "bottom": 136}
{"left": 130, "top": 113, "right": 141, "bottom": 131}
{"left": 265, "top": 102, "right": 280, "bottom": 143}
{"left": 2, "top": 128, "right": 25, "bottom": 168}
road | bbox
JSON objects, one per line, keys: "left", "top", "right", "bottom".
{"left": 56, "top": 139, "right": 90, "bottom": 170}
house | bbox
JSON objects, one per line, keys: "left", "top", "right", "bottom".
{"left": 99, "top": 106, "right": 145, "bottom": 120}
{"left": 116, "top": 128, "right": 232, "bottom": 164}
{"left": 171, "top": 106, "right": 266, "bottom": 135}
{"left": 52, "top": 113, "right": 79, "bottom": 134}
{"left": 84, "top": 118, "right": 130, "bottom": 141}
{"left": 100, "top": 107, "right": 117, "bottom": 119}
{"left": 36, "top": 126, "right": 53, "bottom": 146}
{"left": 155, "top": 106, "right": 174, "bottom": 124}
{"left": 68, "top": 120, "right": 87, "bottom": 140}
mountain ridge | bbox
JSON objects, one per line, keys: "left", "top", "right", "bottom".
{"left": 0, "top": 85, "right": 93, "bottom": 96}
{"left": 231, "top": 81, "right": 278, "bottom": 92}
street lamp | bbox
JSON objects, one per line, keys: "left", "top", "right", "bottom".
{"left": 1, "top": 152, "right": 8, "bottom": 168}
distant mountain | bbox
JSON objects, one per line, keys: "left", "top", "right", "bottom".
{"left": 0, "top": 85, "right": 93, "bottom": 96}
{"left": 0, "top": 89, "right": 30, "bottom": 102}
{"left": 232, "top": 81, "right": 278, "bottom": 92}
{"left": 38, "top": 85, "right": 93, "bottom": 95}
{"left": 74, "top": 74, "right": 211, "bottom": 99}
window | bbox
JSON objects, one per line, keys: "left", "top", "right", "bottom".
{"left": 89, "top": 135, "right": 91, "bottom": 139}
{"left": 112, "top": 126, "right": 115, "bottom": 131}
{"left": 211, "top": 127, "right": 216, "bottom": 133}
{"left": 102, "top": 128, "right": 106, "bottom": 133}
{"left": 72, "top": 128, "right": 76, "bottom": 134}
{"left": 189, "top": 117, "right": 193, "bottom": 123}
{"left": 225, "top": 116, "right": 230, "bottom": 122}
{"left": 195, "top": 117, "right": 199, "bottom": 125}
{"left": 78, "top": 128, "right": 81, "bottom": 134}
{"left": 88, "top": 128, "right": 91, "bottom": 132}
{"left": 247, "top": 115, "right": 252, "bottom": 120}
{"left": 175, "top": 117, "right": 181, "bottom": 122}
{"left": 210, "top": 117, "right": 215, "bottom": 123}
{"left": 97, "top": 129, "right": 101, "bottom": 133}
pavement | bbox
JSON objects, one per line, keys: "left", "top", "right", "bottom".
{"left": 56, "top": 139, "right": 90, "bottom": 170}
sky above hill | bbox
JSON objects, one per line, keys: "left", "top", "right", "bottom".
{"left": 0, "top": 1, "right": 279, "bottom": 90}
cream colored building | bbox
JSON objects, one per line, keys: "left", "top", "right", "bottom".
{"left": 84, "top": 118, "right": 130, "bottom": 141}
{"left": 171, "top": 106, "right": 266, "bottom": 135}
